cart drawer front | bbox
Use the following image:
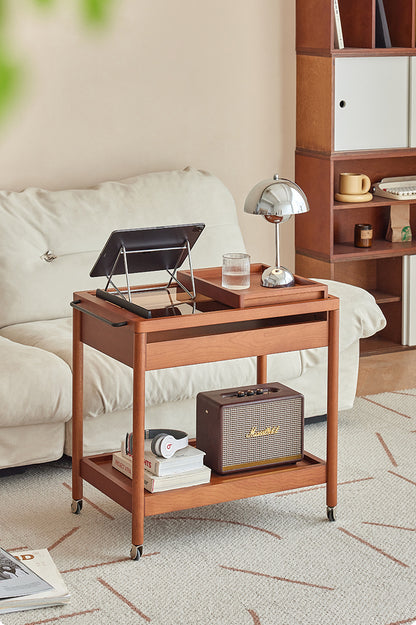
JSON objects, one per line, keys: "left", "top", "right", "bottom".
{"left": 145, "top": 320, "right": 328, "bottom": 370}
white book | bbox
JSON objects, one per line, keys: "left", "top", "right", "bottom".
{"left": 0, "top": 549, "right": 70, "bottom": 614}
{"left": 112, "top": 452, "right": 211, "bottom": 492}
{"left": 334, "top": 0, "right": 344, "bottom": 50}
{"left": 122, "top": 440, "right": 205, "bottom": 476}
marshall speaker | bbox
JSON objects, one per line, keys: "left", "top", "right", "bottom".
{"left": 196, "top": 382, "right": 304, "bottom": 474}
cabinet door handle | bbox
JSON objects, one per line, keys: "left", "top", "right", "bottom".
{"left": 70, "top": 300, "right": 128, "bottom": 327}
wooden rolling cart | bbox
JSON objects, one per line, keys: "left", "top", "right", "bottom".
{"left": 71, "top": 270, "right": 339, "bottom": 560}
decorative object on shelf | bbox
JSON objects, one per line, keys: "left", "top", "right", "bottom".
{"left": 335, "top": 172, "right": 373, "bottom": 203}
{"left": 375, "top": 0, "right": 391, "bottom": 48}
{"left": 354, "top": 224, "right": 373, "bottom": 248}
{"left": 221, "top": 252, "right": 250, "bottom": 290}
{"left": 385, "top": 205, "right": 413, "bottom": 242}
{"left": 333, "top": 0, "right": 344, "bottom": 50}
{"left": 244, "top": 175, "right": 309, "bottom": 287}
{"left": 373, "top": 176, "right": 416, "bottom": 201}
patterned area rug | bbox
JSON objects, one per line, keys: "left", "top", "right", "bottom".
{"left": 1, "top": 389, "right": 416, "bottom": 625}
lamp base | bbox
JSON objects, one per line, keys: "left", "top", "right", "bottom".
{"left": 261, "top": 266, "right": 295, "bottom": 288}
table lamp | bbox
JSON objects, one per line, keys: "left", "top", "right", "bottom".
{"left": 244, "top": 174, "right": 310, "bottom": 287}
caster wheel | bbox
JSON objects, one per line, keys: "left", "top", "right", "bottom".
{"left": 327, "top": 506, "right": 336, "bottom": 522}
{"left": 71, "top": 499, "right": 83, "bottom": 515}
{"left": 130, "top": 545, "right": 143, "bottom": 561}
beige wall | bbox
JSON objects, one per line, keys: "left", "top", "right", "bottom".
{"left": 0, "top": 0, "right": 296, "bottom": 269}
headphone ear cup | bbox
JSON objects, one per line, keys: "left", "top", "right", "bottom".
{"left": 158, "top": 434, "right": 176, "bottom": 458}
{"left": 151, "top": 433, "right": 168, "bottom": 457}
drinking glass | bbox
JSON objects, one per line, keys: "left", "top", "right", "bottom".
{"left": 222, "top": 253, "right": 250, "bottom": 290}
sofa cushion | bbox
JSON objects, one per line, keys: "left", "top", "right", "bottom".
{"left": 0, "top": 318, "right": 302, "bottom": 418}
{"left": 0, "top": 168, "right": 246, "bottom": 328}
{"left": 299, "top": 279, "right": 386, "bottom": 373}
{"left": 0, "top": 335, "right": 71, "bottom": 428}
{"left": 0, "top": 275, "right": 385, "bottom": 420}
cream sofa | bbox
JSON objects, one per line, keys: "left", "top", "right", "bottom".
{"left": 0, "top": 168, "right": 386, "bottom": 469}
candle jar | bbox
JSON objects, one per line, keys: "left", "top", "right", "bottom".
{"left": 354, "top": 224, "right": 373, "bottom": 248}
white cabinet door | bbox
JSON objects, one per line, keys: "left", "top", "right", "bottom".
{"left": 334, "top": 56, "right": 409, "bottom": 151}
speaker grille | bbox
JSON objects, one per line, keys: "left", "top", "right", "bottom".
{"left": 221, "top": 397, "right": 303, "bottom": 471}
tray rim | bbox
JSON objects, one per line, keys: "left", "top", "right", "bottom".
{"left": 177, "top": 264, "right": 328, "bottom": 308}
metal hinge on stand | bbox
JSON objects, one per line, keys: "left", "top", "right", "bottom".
{"left": 89, "top": 223, "right": 205, "bottom": 318}
{"left": 103, "top": 237, "right": 197, "bottom": 302}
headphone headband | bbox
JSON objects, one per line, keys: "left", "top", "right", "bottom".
{"left": 144, "top": 429, "right": 188, "bottom": 441}
{"left": 125, "top": 429, "right": 189, "bottom": 459}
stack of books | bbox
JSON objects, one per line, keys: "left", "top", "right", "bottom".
{"left": 112, "top": 436, "right": 211, "bottom": 493}
{"left": 0, "top": 548, "right": 70, "bottom": 615}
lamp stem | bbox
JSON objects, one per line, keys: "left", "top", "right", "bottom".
{"left": 275, "top": 221, "right": 280, "bottom": 268}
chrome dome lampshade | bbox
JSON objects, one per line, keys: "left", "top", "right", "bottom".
{"left": 244, "top": 174, "right": 310, "bottom": 287}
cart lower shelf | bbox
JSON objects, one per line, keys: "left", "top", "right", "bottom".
{"left": 79, "top": 452, "right": 326, "bottom": 517}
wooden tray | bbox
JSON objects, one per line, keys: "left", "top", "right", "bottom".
{"left": 177, "top": 264, "right": 328, "bottom": 308}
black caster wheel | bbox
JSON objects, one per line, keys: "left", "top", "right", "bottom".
{"left": 130, "top": 545, "right": 143, "bottom": 561}
{"left": 327, "top": 506, "right": 336, "bottom": 522}
{"left": 71, "top": 499, "right": 83, "bottom": 515}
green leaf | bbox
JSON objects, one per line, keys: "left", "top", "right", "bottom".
{"left": 81, "top": 0, "right": 114, "bottom": 26}
{"left": 0, "top": 50, "right": 22, "bottom": 122}
{"left": 32, "top": 0, "right": 56, "bottom": 7}
{"left": 0, "top": 0, "right": 8, "bottom": 28}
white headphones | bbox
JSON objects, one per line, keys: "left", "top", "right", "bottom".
{"left": 145, "top": 429, "right": 188, "bottom": 459}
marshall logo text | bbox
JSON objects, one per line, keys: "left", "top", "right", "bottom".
{"left": 245, "top": 425, "right": 280, "bottom": 439}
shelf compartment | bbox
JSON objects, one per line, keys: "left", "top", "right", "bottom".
{"left": 338, "top": 0, "right": 374, "bottom": 49}
{"left": 334, "top": 197, "right": 416, "bottom": 210}
{"left": 331, "top": 48, "right": 416, "bottom": 58}
{"left": 360, "top": 334, "right": 415, "bottom": 356}
{"left": 296, "top": 0, "right": 415, "bottom": 53}
{"left": 367, "top": 289, "right": 401, "bottom": 305}
{"left": 383, "top": 0, "right": 415, "bottom": 48}
{"left": 332, "top": 239, "right": 416, "bottom": 260}
{"left": 80, "top": 452, "right": 326, "bottom": 517}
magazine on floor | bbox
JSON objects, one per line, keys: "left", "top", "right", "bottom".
{"left": 0, "top": 548, "right": 70, "bottom": 614}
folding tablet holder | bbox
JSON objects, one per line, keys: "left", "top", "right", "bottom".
{"left": 89, "top": 223, "right": 205, "bottom": 318}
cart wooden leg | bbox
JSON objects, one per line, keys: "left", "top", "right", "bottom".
{"left": 72, "top": 308, "right": 84, "bottom": 513}
{"left": 326, "top": 307, "right": 339, "bottom": 520}
{"left": 257, "top": 355, "right": 267, "bottom": 384}
{"left": 131, "top": 332, "right": 146, "bottom": 559}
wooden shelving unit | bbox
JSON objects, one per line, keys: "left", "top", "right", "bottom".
{"left": 295, "top": 0, "right": 416, "bottom": 355}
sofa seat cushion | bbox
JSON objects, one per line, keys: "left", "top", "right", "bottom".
{"left": 0, "top": 280, "right": 385, "bottom": 420}
{"left": 0, "top": 335, "right": 71, "bottom": 427}
{"left": 0, "top": 318, "right": 302, "bottom": 418}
